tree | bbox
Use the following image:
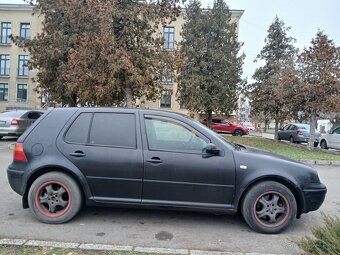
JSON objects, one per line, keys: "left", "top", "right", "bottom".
{"left": 297, "top": 31, "right": 340, "bottom": 148}
{"left": 13, "top": 0, "right": 182, "bottom": 107}
{"left": 177, "top": 0, "right": 244, "bottom": 127}
{"left": 247, "top": 17, "right": 298, "bottom": 140}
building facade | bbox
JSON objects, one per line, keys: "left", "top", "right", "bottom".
{"left": 0, "top": 4, "right": 243, "bottom": 114}
{"left": 0, "top": 4, "right": 42, "bottom": 112}
{"left": 141, "top": 10, "right": 244, "bottom": 115}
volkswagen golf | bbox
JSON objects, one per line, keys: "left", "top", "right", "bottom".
{"left": 7, "top": 108, "right": 326, "bottom": 234}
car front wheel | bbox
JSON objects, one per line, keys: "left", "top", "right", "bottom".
{"left": 28, "top": 172, "right": 82, "bottom": 224}
{"left": 241, "top": 181, "right": 297, "bottom": 234}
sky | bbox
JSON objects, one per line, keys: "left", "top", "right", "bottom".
{"left": 1, "top": 0, "right": 339, "bottom": 82}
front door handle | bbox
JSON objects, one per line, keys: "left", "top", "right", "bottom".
{"left": 69, "top": 151, "right": 86, "bottom": 157}
{"left": 146, "top": 157, "right": 162, "bottom": 164}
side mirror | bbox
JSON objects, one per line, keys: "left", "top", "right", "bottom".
{"left": 203, "top": 143, "right": 219, "bottom": 158}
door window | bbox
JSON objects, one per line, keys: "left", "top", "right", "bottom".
{"left": 89, "top": 113, "right": 136, "bottom": 148}
{"left": 145, "top": 117, "right": 208, "bottom": 154}
{"left": 65, "top": 113, "right": 92, "bottom": 144}
{"left": 283, "top": 125, "right": 291, "bottom": 131}
{"left": 333, "top": 127, "right": 340, "bottom": 135}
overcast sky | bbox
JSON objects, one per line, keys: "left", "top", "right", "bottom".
{"left": 1, "top": 0, "right": 339, "bottom": 82}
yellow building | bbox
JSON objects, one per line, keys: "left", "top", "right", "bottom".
{"left": 0, "top": 4, "right": 243, "bottom": 113}
{"left": 0, "top": 4, "right": 43, "bottom": 112}
{"left": 141, "top": 9, "right": 244, "bottom": 115}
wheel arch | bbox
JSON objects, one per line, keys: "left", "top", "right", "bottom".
{"left": 237, "top": 176, "right": 304, "bottom": 218}
{"left": 23, "top": 166, "right": 87, "bottom": 209}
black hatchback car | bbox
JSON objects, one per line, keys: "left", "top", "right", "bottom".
{"left": 7, "top": 108, "right": 326, "bottom": 234}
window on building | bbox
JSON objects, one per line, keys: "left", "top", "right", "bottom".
{"left": 0, "top": 55, "right": 10, "bottom": 76}
{"left": 17, "top": 84, "right": 27, "bottom": 101}
{"left": 18, "top": 55, "right": 29, "bottom": 76}
{"left": 161, "top": 66, "right": 173, "bottom": 83}
{"left": 163, "top": 27, "right": 174, "bottom": 49}
{"left": 20, "top": 23, "right": 31, "bottom": 40}
{"left": 0, "top": 22, "right": 11, "bottom": 44}
{"left": 0, "top": 83, "right": 8, "bottom": 101}
{"left": 160, "top": 91, "right": 172, "bottom": 108}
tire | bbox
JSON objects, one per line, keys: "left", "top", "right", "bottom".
{"left": 314, "top": 141, "right": 319, "bottom": 148}
{"left": 289, "top": 136, "right": 294, "bottom": 143}
{"left": 278, "top": 135, "right": 281, "bottom": 141}
{"left": 241, "top": 181, "right": 297, "bottom": 234}
{"left": 0, "top": 136, "right": 3, "bottom": 140}
{"left": 234, "top": 129, "right": 244, "bottom": 136}
{"left": 320, "top": 140, "right": 328, "bottom": 150}
{"left": 28, "top": 172, "right": 82, "bottom": 224}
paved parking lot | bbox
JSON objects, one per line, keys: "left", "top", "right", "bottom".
{"left": 0, "top": 138, "right": 339, "bottom": 254}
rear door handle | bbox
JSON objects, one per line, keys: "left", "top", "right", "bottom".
{"left": 146, "top": 157, "right": 162, "bottom": 164}
{"left": 69, "top": 151, "right": 86, "bottom": 157}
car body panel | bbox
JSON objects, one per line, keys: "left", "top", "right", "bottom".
{"left": 201, "top": 118, "right": 249, "bottom": 135}
{"left": 7, "top": 108, "right": 326, "bottom": 220}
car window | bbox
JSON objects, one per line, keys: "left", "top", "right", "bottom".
{"left": 27, "top": 112, "right": 41, "bottom": 120}
{"left": 283, "top": 125, "right": 291, "bottom": 131}
{"left": 221, "top": 119, "right": 230, "bottom": 124}
{"left": 212, "top": 119, "right": 221, "bottom": 124}
{"left": 145, "top": 117, "right": 207, "bottom": 154}
{"left": 65, "top": 113, "right": 92, "bottom": 144}
{"left": 333, "top": 127, "right": 340, "bottom": 135}
{"left": 290, "top": 125, "right": 297, "bottom": 130}
{"left": 89, "top": 113, "right": 136, "bottom": 148}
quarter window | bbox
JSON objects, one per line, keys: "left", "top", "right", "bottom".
{"left": 0, "top": 22, "right": 11, "bottom": 44}
{"left": 145, "top": 117, "right": 207, "bottom": 154}
{"left": 89, "top": 113, "right": 136, "bottom": 148}
{"left": 65, "top": 113, "right": 92, "bottom": 144}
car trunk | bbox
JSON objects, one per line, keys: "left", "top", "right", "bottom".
{"left": 0, "top": 117, "right": 14, "bottom": 127}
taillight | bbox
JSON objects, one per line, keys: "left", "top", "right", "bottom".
{"left": 13, "top": 142, "right": 28, "bottom": 162}
{"left": 297, "top": 130, "right": 303, "bottom": 136}
{"left": 11, "top": 119, "right": 20, "bottom": 126}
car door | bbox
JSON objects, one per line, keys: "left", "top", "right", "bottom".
{"left": 279, "top": 124, "right": 291, "bottom": 140}
{"left": 140, "top": 114, "right": 236, "bottom": 208}
{"left": 329, "top": 127, "right": 340, "bottom": 149}
{"left": 57, "top": 110, "right": 143, "bottom": 203}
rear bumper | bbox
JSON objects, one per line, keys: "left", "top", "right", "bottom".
{"left": 7, "top": 167, "right": 25, "bottom": 196}
{"left": 302, "top": 183, "right": 327, "bottom": 213}
{"left": 0, "top": 126, "right": 24, "bottom": 136}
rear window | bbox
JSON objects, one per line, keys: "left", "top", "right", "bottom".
{"left": 89, "top": 113, "right": 136, "bottom": 148}
{"left": 65, "top": 113, "right": 92, "bottom": 144}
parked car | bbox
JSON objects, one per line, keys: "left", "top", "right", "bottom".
{"left": 320, "top": 126, "right": 340, "bottom": 150}
{"left": 278, "top": 123, "right": 320, "bottom": 147}
{"left": 201, "top": 118, "right": 249, "bottom": 136}
{"left": 7, "top": 108, "right": 326, "bottom": 234}
{"left": 240, "top": 121, "right": 255, "bottom": 131}
{"left": 0, "top": 110, "right": 44, "bottom": 140}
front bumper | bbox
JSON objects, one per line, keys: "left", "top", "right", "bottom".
{"left": 302, "top": 183, "right": 327, "bottom": 213}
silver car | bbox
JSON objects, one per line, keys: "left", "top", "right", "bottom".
{"left": 0, "top": 110, "right": 43, "bottom": 139}
{"left": 320, "top": 126, "right": 340, "bottom": 150}
{"left": 278, "top": 123, "right": 320, "bottom": 147}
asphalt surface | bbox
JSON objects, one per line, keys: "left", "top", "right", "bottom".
{"left": 0, "top": 137, "right": 339, "bottom": 254}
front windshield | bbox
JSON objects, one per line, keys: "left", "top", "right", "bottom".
{"left": 186, "top": 117, "right": 237, "bottom": 150}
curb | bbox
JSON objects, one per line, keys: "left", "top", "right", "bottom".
{"left": 0, "top": 238, "right": 289, "bottom": 255}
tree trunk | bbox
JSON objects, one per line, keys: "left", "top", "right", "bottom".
{"left": 264, "top": 119, "right": 269, "bottom": 133}
{"left": 69, "top": 93, "right": 77, "bottom": 107}
{"left": 207, "top": 110, "right": 212, "bottom": 128}
{"left": 125, "top": 87, "right": 133, "bottom": 108}
{"left": 274, "top": 119, "right": 279, "bottom": 140}
{"left": 279, "top": 120, "right": 284, "bottom": 128}
{"left": 308, "top": 110, "right": 317, "bottom": 149}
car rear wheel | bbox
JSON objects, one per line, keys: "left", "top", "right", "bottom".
{"left": 241, "top": 181, "right": 297, "bottom": 234}
{"left": 0, "top": 136, "right": 2, "bottom": 140}
{"left": 234, "top": 129, "right": 244, "bottom": 136}
{"left": 28, "top": 172, "right": 82, "bottom": 224}
{"left": 289, "top": 136, "right": 294, "bottom": 143}
{"left": 320, "top": 140, "right": 328, "bottom": 150}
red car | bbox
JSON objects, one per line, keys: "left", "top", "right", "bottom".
{"left": 202, "top": 118, "right": 249, "bottom": 136}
